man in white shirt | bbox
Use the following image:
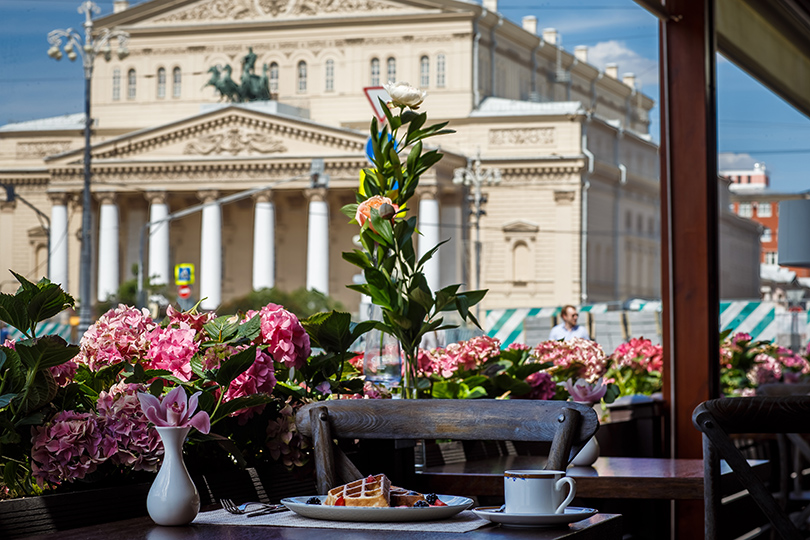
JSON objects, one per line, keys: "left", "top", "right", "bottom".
{"left": 549, "top": 305, "right": 591, "bottom": 341}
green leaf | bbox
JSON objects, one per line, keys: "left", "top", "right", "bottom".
{"left": 215, "top": 345, "right": 257, "bottom": 387}
{"left": 378, "top": 97, "right": 400, "bottom": 130}
{"left": 26, "top": 284, "right": 74, "bottom": 327}
{"left": 342, "top": 250, "right": 373, "bottom": 270}
{"left": 341, "top": 203, "right": 359, "bottom": 221}
{"left": 350, "top": 320, "right": 379, "bottom": 342}
{"left": 149, "top": 378, "right": 165, "bottom": 397}
{"left": 368, "top": 208, "right": 395, "bottom": 245}
{"left": 0, "top": 393, "right": 17, "bottom": 408}
{"left": 416, "top": 239, "right": 449, "bottom": 271}
{"left": 458, "top": 289, "right": 488, "bottom": 307}
{"left": 203, "top": 315, "right": 241, "bottom": 343}
{"left": 15, "top": 336, "right": 79, "bottom": 370}
{"left": 236, "top": 313, "right": 261, "bottom": 341}
{"left": 364, "top": 268, "right": 394, "bottom": 310}
{"left": 213, "top": 393, "right": 274, "bottom": 420}
{"left": 301, "top": 311, "right": 354, "bottom": 352}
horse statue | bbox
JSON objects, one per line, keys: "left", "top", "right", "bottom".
{"left": 203, "top": 66, "right": 221, "bottom": 98}
{"left": 257, "top": 63, "right": 271, "bottom": 101}
{"left": 218, "top": 64, "right": 242, "bottom": 102}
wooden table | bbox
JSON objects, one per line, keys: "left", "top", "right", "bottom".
{"left": 20, "top": 512, "right": 623, "bottom": 540}
{"left": 416, "top": 456, "right": 769, "bottom": 500}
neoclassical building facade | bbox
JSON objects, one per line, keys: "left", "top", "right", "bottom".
{"left": 0, "top": 0, "right": 659, "bottom": 316}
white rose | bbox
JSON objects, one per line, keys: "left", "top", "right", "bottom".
{"left": 383, "top": 81, "right": 427, "bottom": 109}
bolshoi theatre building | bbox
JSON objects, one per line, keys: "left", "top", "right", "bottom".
{"left": 0, "top": 0, "right": 661, "bottom": 318}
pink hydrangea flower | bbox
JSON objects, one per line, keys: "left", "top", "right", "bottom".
{"left": 201, "top": 342, "right": 238, "bottom": 371}
{"left": 531, "top": 338, "right": 608, "bottom": 382}
{"left": 507, "top": 342, "right": 531, "bottom": 351}
{"left": 30, "top": 410, "right": 116, "bottom": 486}
{"left": 266, "top": 400, "right": 307, "bottom": 468}
{"left": 144, "top": 321, "right": 199, "bottom": 381}
{"left": 610, "top": 337, "right": 663, "bottom": 374}
{"left": 50, "top": 360, "right": 78, "bottom": 387}
{"left": 97, "top": 381, "right": 163, "bottom": 472}
{"left": 224, "top": 348, "right": 278, "bottom": 422}
{"left": 165, "top": 305, "right": 215, "bottom": 334}
{"left": 348, "top": 353, "right": 364, "bottom": 372}
{"left": 137, "top": 387, "right": 210, "bottom": 434}
{"left": 75, "top": 304, "right": 154, "bottom": 370}
{"left": 247, "top": 303, "right": 311, "bottom": 369}
{"left": 522, "top": 371, "right": 556, "bottom": 400}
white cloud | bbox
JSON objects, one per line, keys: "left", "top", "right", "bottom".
{"left": 586, "top": 40, "right": 658, "bottom": 88}
{"left": 718, "top": 152, "right": 758, "bottom": 170}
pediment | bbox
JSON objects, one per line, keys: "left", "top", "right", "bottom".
{"left": 105, "top": 0, "right": 458, "bottom": 28}
{"left": 46, "top": 105, "right": 366, "bottom": 165}
{"left": 502, "top": 220, "right": 540, "bottom": 234}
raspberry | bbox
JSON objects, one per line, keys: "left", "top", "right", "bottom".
{"left": 414, "top": 500, "right": 429, "bottom": 507}
{"left": 306, "top": 497, "right": 322, "bottom": 505}
{"left": 424, "top": 493, "right": 438, "bottom": 505}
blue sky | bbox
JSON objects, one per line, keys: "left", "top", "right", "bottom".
{"left": 1, "top": 0, "right": 808, "bottom": 193}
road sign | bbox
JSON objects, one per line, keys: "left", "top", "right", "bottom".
{"left": 174, "top": 263, "right": 195, "bottom": 285}
{"left": 178, "top": 285, "right": 192, "bottom": 299}
{"left": 363, "top": 86, "right": 391, "bottom": 124}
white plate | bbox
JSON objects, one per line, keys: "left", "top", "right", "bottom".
{"left": 280, "top": 495, "right": 473, "bottom": 522}
{"left": 472, "top": 506, "right": 597, "bottom": 528}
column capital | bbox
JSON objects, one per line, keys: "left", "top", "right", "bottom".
{"left": 146, "top": 191, "right": 168, "bottom": 205}
{"left": 198, "top": 190, "right": 220, "bottom": 204}
{"left": 96, "top": 191, "right": 117, "bottom": 205}
{"left": 304, "top": 187, "right": 328, "bottom": 203}
{"left": 252, "top": 189, "right": 275, "bottom": 204}
{"left": 417, "top": 184, "right": 439, "bottom": 200}
{"left": 47, "top": 192, "right": 70, "bottom": 205}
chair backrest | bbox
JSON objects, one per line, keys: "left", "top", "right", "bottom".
{"left": 297, "top": 399, "right": 599, "bottom": 494}
{"left": 693, "top": 396, "right": 810, "bottom": 540}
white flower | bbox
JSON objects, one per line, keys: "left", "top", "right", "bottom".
{"left": 383, "top": 81, "right": 427, "bottom": 109}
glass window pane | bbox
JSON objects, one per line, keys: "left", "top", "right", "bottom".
{"left": 387, "top": 57, "right": 396, "bottom": 83}
{"left": 157, "top": 68, "right": 166, "bottom": 99}
{"left": 173, "top": 67, "right": 181, "bottom": 98}
{"left": 325, "top": 59, "right": 334, "bottom": 92}
{"left": 298, "top": 61, "right": 307, "bottom": 93}
{"left": 112, "top": 68, "right": 120, "bottom": 101}
{"left": 436, "top": 54, "right": 446, "bottom": 88}
{"left": 270, "top": 62, "right": 279, "bottom": 93}
{"left": 127, "top": 69, "right": 136, "bottom": 99}
{"left": 371, "top": 58, "right": 380, "bottom": 86}
{"left": 420, "top": 56, "right": 429, "bottom": 87}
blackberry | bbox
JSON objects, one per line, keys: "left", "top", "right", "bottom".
{"left": 306, "top": 497, "right": 322, "bottom": 505}
{"left": 413, "top": 500, "right": 430, "bottom": 507}
{"left": 424, "top": 493, "right": 439, "bottom": 505}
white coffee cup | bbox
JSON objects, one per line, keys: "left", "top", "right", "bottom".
{"left": 503, "top": 470, "right": 576, "bottom": 515}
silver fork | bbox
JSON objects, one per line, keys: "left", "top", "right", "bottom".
{"left": 219, "top": 498, "right": 272, "bottom": 514}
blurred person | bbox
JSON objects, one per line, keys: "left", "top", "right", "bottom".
{"left": 549, "top": 305, "right": 590, "bottom": 341}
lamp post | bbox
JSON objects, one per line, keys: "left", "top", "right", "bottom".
{"left": 453, "top": 151, "right": 501, "bottom": 318}
{"left": 47, "top": 1, "right": 128, "bottom": 336}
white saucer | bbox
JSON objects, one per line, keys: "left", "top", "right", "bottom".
{"left": 472, "top": 506, "right": 597, "bottom": 528}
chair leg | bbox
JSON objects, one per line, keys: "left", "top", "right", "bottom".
{"left": 310, "top": 406, "right": 337, "bottom": 494}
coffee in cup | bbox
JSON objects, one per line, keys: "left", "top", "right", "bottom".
{"left": 503, "top": 469, "right": 576, "bottom": 514}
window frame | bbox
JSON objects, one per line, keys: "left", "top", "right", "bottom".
{"left": 112, "top": 67, "right": 121, "bottom": 101}
{"left": 297, "top": 60, "right": 307, "bottom": 93}
{"left": 387, "top": 57, "right": 396, "bottom": 84}
{"left": 127, "top": 68, "right": 136, "bottom": 100}
{"left": 157, "top": 67, "right": 166, "bottom": 99}
{"left": 172, "top": 67, "right": 182, "bottom": 98}
{"left": 325, "top": 59, "right": 335, "bottom": 92}
{"left": 371, "top": 57, "right": 380, "bottom": 86}
{"left": 420, "top": 55, "right": 430, "bottom": 87}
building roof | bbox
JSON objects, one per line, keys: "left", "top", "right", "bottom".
{"left": 761, "top": 264, "right": 796, "bottom": 284}
{"left": 0, "top": 113, "right": 86, "bottom": 133}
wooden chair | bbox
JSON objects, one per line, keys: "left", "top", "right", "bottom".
{"left": 693, "top": 396, "right": 810, "bottom": 540}
{"left": 296, "top": 399, "right": 599, "bottom": 494}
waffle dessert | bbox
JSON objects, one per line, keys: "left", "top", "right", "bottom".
{"left": 390, "top": 487, "right": 426, "bottom": 507}
{"left": 324, "top": 474, "right": 391, "bottom": 507}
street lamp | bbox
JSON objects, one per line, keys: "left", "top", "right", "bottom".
{"left": 47, "top": 1, "right": 128, "bottom": 336}
{"left": 453, "top": 151, "right": 501, "bottom": 317}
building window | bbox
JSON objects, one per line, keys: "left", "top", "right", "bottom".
{"left": 738, "top": 202, "right": 753, "bottom": 217}
{"left": 112, "top": 68, "right": 120, "bottom": 101}
{"left": 420, "top": 56, "right": 429, "bottom": 87}
{"left": 297, "top": 60, "right": 307, "bottom": 93}
{"left": 625, "top": 211, "right": 632, "bottom": 230}
{"left": 269, "top": 62, "right": 279, "bottom": 93}
{"left": 370, "top": 58, "right": 380, "bottom": 86}
{"left": 387, "top": 57, "right": 396, "bottom": 83}
{"left": 127, "top": 69, "right": 136, "bottom": 99}
{"left": 157, "top": 68, "right": 166, "bottom": 99}
{"left": 757, "top": 202, "right": 772, "bottom": 217}
{"left": 325, "top": 59, "right": 334, "bottom": 92}
{"left": 761, "top": 227, "right": 772, "bottom": 243}
{"left": 437, "top": 53, "right": 446, "bottom": 87}
{"left": 765, "top": 251, "right": 778, "bottom": 265}
{"left": 173, "top": 67, "right": 181, "bottom": 98}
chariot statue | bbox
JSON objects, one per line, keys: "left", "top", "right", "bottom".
{"left": 204, "top": 47, "right": 270, "bottom": 103}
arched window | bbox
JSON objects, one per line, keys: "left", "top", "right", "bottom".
{"left": 269, "top": 62, "right": 279, "bottom": 93}
{"left": 420, "top": 56, "right": 430, "bottom": 87}
{"left": 370, "top": 58, "right": 380, "bottom": 86}
{"left": 512, "top": 242, "right": 531, "bottom": 282}
{"left": 387, "top": 57, "right": 396, "bottom": 83}
{"left": 157, "top": 67, "right": 166, "bottom": 98}
{"left": 325, "top": 59, "right": 334, "bottom": 92}
{"left": 127, "top": 69, "right": 136, "bottom": 99}
{"left": 297, "top": 60, "right": 307, "bottom": 93}
{"left": 437, "top": 54, "right": 446, "bottom": 87}
{"left": 112, "top": 68, "right": 121, "bottom": 101}
{"left": 172, "top": 67, "right": 181, "bottom": 98}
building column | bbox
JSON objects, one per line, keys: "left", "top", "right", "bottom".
{"left": 147, "top": 192, "right": 171, "bottom": 287}
{"left": 418, "top": 185, "right": 441, "bottom": 293}
{"left": 97, "top": 192, "right": 119, "bottom": 302}
{"left": 305, "top": 188, "right": 329, "bottom": 296}
{"left": 252, "top": 191, "right": 275, "bottom": 291}
{"left": 199, "top": 190, "right": 221, "bottom": 310}
{"left": 48, "top": 193, "right": 69, "bottom": 290}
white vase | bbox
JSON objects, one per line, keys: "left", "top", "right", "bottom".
{"left": 147, "top": 426, "right": 200, "bottom": 526}
{"left": 571, "top": 436, "right": 600, "bottom": 467}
